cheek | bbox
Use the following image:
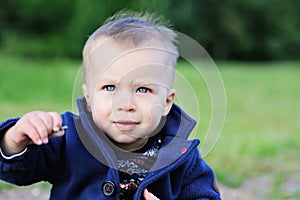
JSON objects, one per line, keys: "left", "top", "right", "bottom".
{"left": 141, "top": 102, "right": 165, "bottom": 127}
{"left": 138, "top": 94, "right": 166, "bottom": 117}
{"left": 91, "top": 94, "right": 112, "bottom": 119}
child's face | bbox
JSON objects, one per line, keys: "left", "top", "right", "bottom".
{"left": 83, "top": 43, "right": 175, "bottom": 151}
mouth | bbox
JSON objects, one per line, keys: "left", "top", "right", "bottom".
{"left": 113, "top": 120, "right": 140, "bottom": 132}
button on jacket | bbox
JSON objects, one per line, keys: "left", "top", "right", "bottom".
{"left": 0, "top": 97, "right": 221, "bottom": 199}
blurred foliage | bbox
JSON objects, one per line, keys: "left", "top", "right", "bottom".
{"left": 0, "top": 0, "right": 299, "bottom": 60}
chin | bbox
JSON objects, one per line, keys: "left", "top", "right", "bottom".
{"left": 113, "top": 135, "right": 137, "bottom": 144}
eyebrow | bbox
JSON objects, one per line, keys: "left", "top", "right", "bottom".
{"left": 97, "top": 78, "right": 119, "bottom": 84}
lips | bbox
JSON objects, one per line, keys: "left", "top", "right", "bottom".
{"left": 114, "top": 120, "right": 140, "bottom": 132}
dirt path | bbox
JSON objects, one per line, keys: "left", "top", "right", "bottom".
{"left": 220, "top": 185, "right": 264, "bottom": 200}
{"left": 0, "top": 186, "right": 49, "bottom": 200}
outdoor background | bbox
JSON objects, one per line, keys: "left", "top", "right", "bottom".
{"left": 0, "top": 0, "right": 299, "bottom": 199}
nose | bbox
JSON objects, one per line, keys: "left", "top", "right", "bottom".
{"left": 114, "top": 90, "right": 136, "bottom": 112}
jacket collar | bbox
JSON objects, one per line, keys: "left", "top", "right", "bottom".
{"left": 164, "top": 103, "right": 196, "bottom": 139}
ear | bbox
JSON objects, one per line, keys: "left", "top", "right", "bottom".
{"left": 163, "top": 89, "right": 176, "bottom": 116}
{"left": 82, "top": 84, "right": 90, "bottom": 107}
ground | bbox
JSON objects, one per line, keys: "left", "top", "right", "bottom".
{"left": 0, "top": 184, "right": 265, "bottom": 200}
{"left": 0, "top": 173, "right": 299, "bottom": 200}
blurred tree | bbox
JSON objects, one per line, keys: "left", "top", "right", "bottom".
{"left": 63, "top": 0, "right": 131, "bottom": 57}
{"left": 136, "top": 0, "right": 300, "bottom": 60}
{"left": 0, "top": 0, "right": 299, "bottom": 60}
{"left": 1, "top": 0, "right": 72, "bottom": 34}
{"left": 0, "top": 0, "right": 75, "bottom": 57}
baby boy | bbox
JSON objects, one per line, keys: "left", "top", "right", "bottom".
{"left": 0, "top": 12, "right": 221, "bottom": 199}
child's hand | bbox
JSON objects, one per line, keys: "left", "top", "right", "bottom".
{"left": 0, "top": 111, "right": 63, "bottom": 156}
{"left": 143, "top": 188, "right": 160, "bottom": 200}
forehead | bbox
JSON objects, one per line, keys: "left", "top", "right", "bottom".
{"left": 86, "top": 41, "right": 174, "bottom": 85}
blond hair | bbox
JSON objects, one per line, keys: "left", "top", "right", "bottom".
{"left": 82, "top": 11, "right": 178, "bottom": 79}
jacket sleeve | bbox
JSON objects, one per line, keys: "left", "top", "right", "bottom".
{"left": 0, "top": 117, "right": 66, "bottom": 186}
{"left": 179, "top": 148, "right": 221, "bottom": 200}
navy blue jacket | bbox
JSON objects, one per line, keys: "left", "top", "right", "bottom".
{"left": 0, "top": 98, "right": 221, "bottom": 199}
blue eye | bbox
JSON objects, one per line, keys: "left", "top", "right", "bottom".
{"left": 104, "top": 85, "right": 115, "bottom": 91}
{"left": 137, "top": 87, "right": 150, "bottom": 93}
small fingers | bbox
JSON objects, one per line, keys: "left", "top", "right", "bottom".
{"left": 143, "top": 189, "right": 160, "bottom": 200}
{"left": 34, "top": 111, "right": 63, "bottom": 142}
{"left": 6, "top": 111, "right": 64, "bottom": 151}
{"left": 20, "top": 111, "right": 63, "bottom": 145}
{"left": 47, "top": 112, "right": 62, "bottom": 132}
{"left": 47, "top": 112, "right": 65, "bottom": 138}
{"left": 20, "top": 121, "right": 43, "bottom": 145}
{"left": 28, "top": 114, "right": 50, "bottom": 144}
{"left": 49, "top": 126, "right": 67, "bottom": 139}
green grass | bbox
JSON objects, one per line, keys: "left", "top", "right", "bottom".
{"left": 0, "top": 53, "right": 299, "bottom": 197}
{"left": 206, "top": 62, "right": 300, "bottom": 188}
{"left": 0, "top": 54, "right": 78, "bottom": 120}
